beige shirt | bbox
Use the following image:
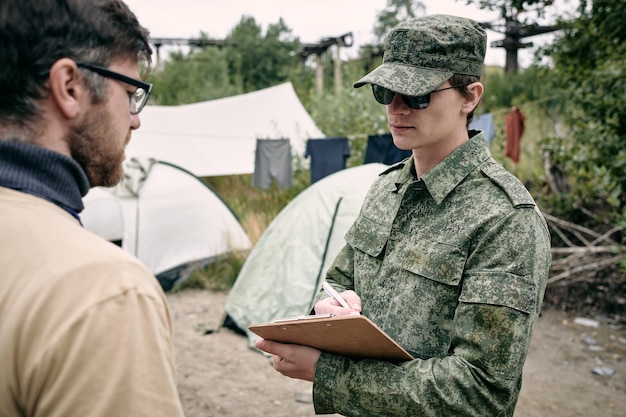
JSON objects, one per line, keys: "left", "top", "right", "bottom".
{"left": 0, "top": 188, "right": 185, "bottom": 417}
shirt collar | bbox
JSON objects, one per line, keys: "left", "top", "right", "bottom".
{"left": 393, "top": 131, "right": 492, "bottom": 205}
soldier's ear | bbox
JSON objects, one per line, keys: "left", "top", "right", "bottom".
{"left": 462, "top": 82, "right": 483, "bottom": 114}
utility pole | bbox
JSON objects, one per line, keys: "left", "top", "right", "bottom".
{"left": 479, "top": 0, "right": 562, "bottom": 74}
{"left": 483, "top": 17, "right": 560, "bottom": 73}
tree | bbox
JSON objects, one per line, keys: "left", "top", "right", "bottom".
{"left": 372, "top": 0, "right": 425, "bottom": 42}
{"left": 226, "top": 16, "right": 301, "bottom": 93}
{"left": 148, "top": 43, "right": 242, "bottom": 105}
{"left": 147, "top": 18, "right": 308, "bottom": 105}
{"left": 464, "top": 0, "right": 561, "bottom": 73}
{"left": 356, "top": 0, "right": 425, "bottom": 76}
{"left": 464, "top": 0, "right": 551, "bottom": 19}
{"left": 541, "top": 0, "right": 626, "bottom": 226}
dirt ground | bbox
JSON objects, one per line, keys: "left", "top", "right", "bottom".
{"left": 168, "top": 289, "right": 626, "bottom": 417}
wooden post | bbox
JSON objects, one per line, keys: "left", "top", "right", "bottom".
{"left": 334, "top": 45, "right": 342, "bottom": 95}
{"left": 315, "top": 54, "right": 324, "bottom": 95}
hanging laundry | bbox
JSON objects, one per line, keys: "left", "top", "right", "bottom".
{"left": 305, "top": 137, "right": 350, "bottom": 183}
{"left": 364, "top": 133, "right": 412, "bottom": 165}
{"left": 469, "top": 113, "right": 496, "bottom": 149}
{"left": 252, "top": 138, "right": 292, "bottom": 189}
{"left": 504, "top": 107, "right": 526, "bottom": 163}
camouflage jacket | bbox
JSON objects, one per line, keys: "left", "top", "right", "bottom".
{"left": 313, "top": 132, "right": 551, "bottom": 417}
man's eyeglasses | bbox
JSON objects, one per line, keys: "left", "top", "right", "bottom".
{"left": 76, "top": 62, "right": 153, "bottom": 115}
{"left": 371, "top": 83, "right": 471, "bottom": 110}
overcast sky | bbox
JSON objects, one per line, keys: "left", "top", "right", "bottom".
{"left": 125, "top": 0, "right": 579, "bottom": 68}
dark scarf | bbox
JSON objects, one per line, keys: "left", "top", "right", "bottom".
{"left": 0, "top": 140, "right": 90, "bottom": 221}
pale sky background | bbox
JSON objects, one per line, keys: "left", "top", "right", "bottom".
{"left": 125, "top": 0, "right": 579, "bottom": 69}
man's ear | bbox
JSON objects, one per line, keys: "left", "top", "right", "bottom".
{"left": 47, "top": 58, "right": 88, "bottom": 120}
{"left": 462, "top": 82, "right": 484, "bottom": 114}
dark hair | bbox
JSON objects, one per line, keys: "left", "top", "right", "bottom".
{"left": 450, "top": 73, "right": 481, "bottom": 126}
{"left": 0, "top": 0, "right": 152, "bottom": 126}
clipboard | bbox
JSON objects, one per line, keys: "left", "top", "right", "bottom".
{"left": 249, "top": 314, "right": 413, "bottom": 362}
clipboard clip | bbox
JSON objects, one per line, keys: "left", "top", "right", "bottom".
{"left": 273, "top": 313, "right": 335, "bottom": 322}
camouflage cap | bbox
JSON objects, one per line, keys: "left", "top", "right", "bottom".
{"left": 354, "top": 14, "right": 486, "bottom": 96}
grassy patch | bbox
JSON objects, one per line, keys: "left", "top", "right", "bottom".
{"left": 172, "top": 251, "right": 249, "bottom": 293}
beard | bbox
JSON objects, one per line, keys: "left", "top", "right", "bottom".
{"left": 69, "top": 105, "right": 130, "bottom": 188}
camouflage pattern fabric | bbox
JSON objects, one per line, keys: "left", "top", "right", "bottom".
{"left": 354, "top": 14, "right": 487, "bottom": 97}
{"left": 312, "top": 131, "right": 551, "bottom": 416}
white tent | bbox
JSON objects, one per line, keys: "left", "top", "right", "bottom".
{"left": 81, "top": 158, "right": 252, "bottom": 290}
{"left": 125, "top": 82, "right": 325, "bottom": 177}
{"left": 223, "top": 163, "right": 387, "bottom": 346}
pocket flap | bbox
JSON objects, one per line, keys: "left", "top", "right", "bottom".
{"left": 460, "top": 272, "right": 537, "bottom": 314}
{"left": 397, "top": 238, "right": 466, "bottom": 286}
{"left": 345, "top": 216, "right": 389, "bottom": 257}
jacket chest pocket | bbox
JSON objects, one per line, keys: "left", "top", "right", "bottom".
{"left": 346, "top": 216, "right": 467, "bottom": 287}
{"left": 396, "top": 236, "right": 467, "bottom": 287}
{"left": 349, "top": 225, "right": 469, "bottom": 357}
{"left": 345, "top": 215, "right": 389, "bottom": 258}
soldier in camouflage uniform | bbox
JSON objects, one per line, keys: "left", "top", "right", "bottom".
{"left": 256, "top": 14, "right": 551, "bottom": 417}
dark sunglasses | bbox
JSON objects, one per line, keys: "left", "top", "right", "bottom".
{"left": 371, "top": 83, "right": 471, "bottom": 110}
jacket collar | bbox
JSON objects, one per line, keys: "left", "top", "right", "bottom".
{"left": 392, "top": 131, "right": 492, "bottom": 205}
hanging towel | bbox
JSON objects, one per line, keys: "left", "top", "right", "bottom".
{"left": 469, "top": 113, "right": 496, "bottom": 148}
{"left": 253, "top": 139, "right": 292, "bottom": 189}
{"left": 504, "top": 108, "right": 526, "bottom": 163}
{"left": 305, "top": 137, "right": 350, "bottom": 183}
{"left": 364, "top": 133, "right": 412, "bottom": 165}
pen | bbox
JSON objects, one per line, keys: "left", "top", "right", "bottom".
{"left": 322, "top": 281, "right": 351, "bottom": 309}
